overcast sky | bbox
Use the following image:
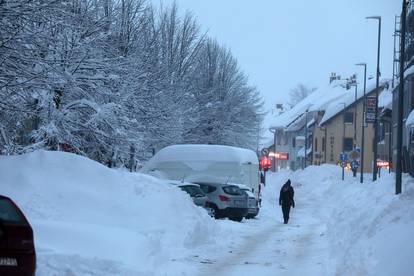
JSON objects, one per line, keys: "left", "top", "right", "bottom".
{"left": 151, "top": 0, "right": 401, "bottom": 138}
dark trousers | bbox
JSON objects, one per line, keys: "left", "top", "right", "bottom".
{"left": 281, "top": 204, "right": 291, "bottom": 223}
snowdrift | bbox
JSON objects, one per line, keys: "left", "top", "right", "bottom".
{"left": 286, "top": 165, "right": 414, "bottom": 276}
{"left": 0, "top": 151, "right": 220, "bottom": 275}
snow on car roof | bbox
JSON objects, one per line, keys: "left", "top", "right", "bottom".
{"left": 147, "top": 144, "right": 259, "bottom": 165}
{"left": 168, "top": 180, "right": 200, "bottom": 187}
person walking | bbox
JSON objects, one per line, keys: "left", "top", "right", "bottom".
{"left": 279, "top": 179, "right": 295, "bottom": 224}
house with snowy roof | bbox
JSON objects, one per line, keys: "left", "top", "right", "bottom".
{"left": 268, "top": 82, "right": 348, "bottom": 171}
{"left": 314, "top": 81, "right": 388, "bottom": 172}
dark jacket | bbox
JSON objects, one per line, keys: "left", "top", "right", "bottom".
{"left": 279, "top": 184, "right": 295, "bottom": 207}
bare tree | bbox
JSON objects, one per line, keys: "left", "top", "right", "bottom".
{"left": 288, "top": 84, "right": 317, "bottom": 108}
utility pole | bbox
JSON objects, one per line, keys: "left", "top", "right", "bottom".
{"left": 367, "top": 15, "right": 381, "bottom": 181}
{"left": 356, "top": 63, "right": 367, "bottom": 183}
{"left": 396, "top": 0, "right": 407, "bottom": 195}
{"left": 304, "top": 109, "right": 308, "bottom": 168}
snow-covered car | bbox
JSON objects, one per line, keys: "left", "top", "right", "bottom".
{"left": 194, "top": 182, "right": 248, "bottom": 222}
{"left": 0, "top": 195, "right": 36, "bottom": 276}
{"left": 141, "top": 144, "right": 261, "bottom": 199}
{"left": 169, "top": 181, "right": 214, "bottom": 217}
{"left": 231, "top": 183, "right": 260, "bottom": 219}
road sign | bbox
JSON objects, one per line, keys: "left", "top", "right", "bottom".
{"left": 349, "top": 150, "right": 360, "bottom": 160}
{"left": 340, "top": 161, "right": 347, "bottom": 168}
{"left": 351, "top": 159, "right": 359, "bottom": 170}
{"left": 261, "top": 148, "right": 269, "bottom": 156}
{"left": 340, "top": 152, "right": 348, "bottom": 161}
{"left": 365, "top": 96, "right": 377, "bottom": 123}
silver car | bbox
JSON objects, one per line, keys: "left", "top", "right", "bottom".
{"left": 193, "top": 182, "right": 248, "bottom": 222}
{"left": 169, "top": 181, "right": 214, "bottom": 217}
{"left": 231, "top": 183, "right": 260, "bottom": 219}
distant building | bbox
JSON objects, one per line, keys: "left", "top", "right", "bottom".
{"left": 268, "top": 82, "right": 347, "bottom": 171}
{"left": 316, "top": 82, "right": 387, "bottom": 172}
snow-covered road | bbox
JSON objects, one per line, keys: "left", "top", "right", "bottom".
{"left": 1, "top": 152, "right": 413, "bottom": 275}
{"left": 196, "top": 171, "right": 330, "bottom": 276}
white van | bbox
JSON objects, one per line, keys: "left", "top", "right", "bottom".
{"left": 141, "top": 144, "right": 261, "bottom": 198}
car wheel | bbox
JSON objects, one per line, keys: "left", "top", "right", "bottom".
{"left": 210, "top": 205, "right": 221, "bottom": 219}
{"left": 208, "top": 207, "right": 216, "bottom": 218}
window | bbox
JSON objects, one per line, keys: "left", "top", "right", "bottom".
{"left": 322, "top": 137, "right": 326, "bottom": 152}
{"left": 179, "top": 185, "right": 205, "bottom": 197}
{"left": 0, "top": 199, "right": 24, "bottom": 223}
{"left": 292, "top": 137, "right": 296, "bottom": 148}
{"left": 343, "top": 138, "right": 354, "bottom": 152}
{"left": 223, "top": 186, "right": 244, "bottom": 196}
{"left": 197, "top": 184, "right": 217, "bottom": 194}
{"left": 277, "top": 132, "right": 282, "bottom": 145}
{"left": 314, "top": 138, "right": 318, "bottom": 151}
{"left": 344, "top": 112, "right": 354, "bottom": 124}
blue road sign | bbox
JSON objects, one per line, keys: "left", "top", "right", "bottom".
{"left": 351, "top": 159, "right": 359, "bottom": 170}
{"left": 340, "top": 152, "right": 348, "bottom": 161}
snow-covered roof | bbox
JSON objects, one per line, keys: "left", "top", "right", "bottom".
{"left": 297, "top": 147, "right": 312, "bottom": 157}
{"left": 146, "top": 144, "right": 259, "bottom": 165}
{"left": 269, "top": 82, "right": 348, "bottom": 129}
{"left": 406, "top": 109, "right": 414, "bottom": 126}
{"left": 320, "top": 80, "right": 388, "bottom": 126}
{"left": 307, "top": 118, "right": 316, "bottom": 128}
{"left": 378, "top": 86, "right": 393, "bottom": 109}
{"left": 404, "top": 64, "right": 414, "bottom": 78}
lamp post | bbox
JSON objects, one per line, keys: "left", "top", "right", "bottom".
{"left": 356, "top": 63, "right": 367, "bottom": 183}
{"left": 396, "top": 0, "right": 408, "bottom": 195}
{"left": 304, "top": 109, "right": 309, "bottom": 168}
{"left": 269, "top": 127, "right": 277, "bottom": 172}
{"left": 366, "top": 15, "right": 381, "bottom": 181}
{"left": 340, "top": 102, "right": 346, "bottom": 181}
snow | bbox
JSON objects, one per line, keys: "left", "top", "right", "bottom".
{"left": 143, "top": 144, "right": 259, "bottom": 166}
{"left": 194, "top": 166, "right": 414, "bottom": 276}
{"left": 378, "top": 87, "right": 393, "bottom": 108}
{"left": 320, "top": 79, "right": 387, "bottom": 125}
{"left": 270, "top": 83, "right": 347, "bottom": 129}
{"left": 0, "top": 151, "right": 224, "bottom": 275}
{"left": 297, "top": 147, "right": 312, "bottom": 157}
{"left": 0, "top": 150, "right": 413, "bottom": 275}
{"left": 404, "top": 64, "right": 414, "bottom": 78}
{"left": 406, "top": 109, "right": 414, "bottom": 126}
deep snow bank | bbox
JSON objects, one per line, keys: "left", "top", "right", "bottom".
{"left": 0, "top": 151, "right": 220, "bottom": 275}
{"left": 287, "top": 165, "right": 414, "bottom": 276}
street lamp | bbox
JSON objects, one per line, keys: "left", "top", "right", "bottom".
{"left": 356, "top": 63, "right": 367, "bottom": 183}
{"left": 346, "top": 75, "right": 358, "bottom": 144}
{"left": 396, "top": 0, "right": 408, "bottom": 194}
{"left": 366, "top": 15, "right": 381, "bottom": 181}
{"left": 269, "top": 127, "right": 277, "bottom": 172}
{"left": 340, "top": 102, "right": 347, "bottom": 181}
{"left": 304, "top": 109, "right": 309, "bottom": 168}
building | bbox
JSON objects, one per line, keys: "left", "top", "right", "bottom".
{"left": 391, "top": 2, "right": 414, "bottom": 177}
{"left": 316, "top": 82, "right": 387, "bottom": 172}
{"left": 268, "top": 82, "right": 347, "bottom": 171}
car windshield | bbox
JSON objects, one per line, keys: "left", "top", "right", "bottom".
{"left": 179, "top": 185, "right": 205, "bottom": 197}
{"left": 0, "top": 199, "right": 24, "bottom": 223}
{"left": 223, "top": 185, "right": 244, "bottom": 196}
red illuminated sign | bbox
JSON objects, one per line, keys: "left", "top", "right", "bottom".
{"left": 274, "top": 152, "right": 289, "bottom": 160}
{"left": 377, "top": 160, "right": 389, "bottom": 168}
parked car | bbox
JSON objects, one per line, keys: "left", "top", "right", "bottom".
{"left": 0, "top": 195, "right": 36, "bottom": 276}
{"left": 169, "top": 181, "right": 214, "bottom": 217}
{"left": 193, "top": 182, "right": 248, "bottom": 222}
{"left": 231, "top": 183, "right": 260, "bottom": 219}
